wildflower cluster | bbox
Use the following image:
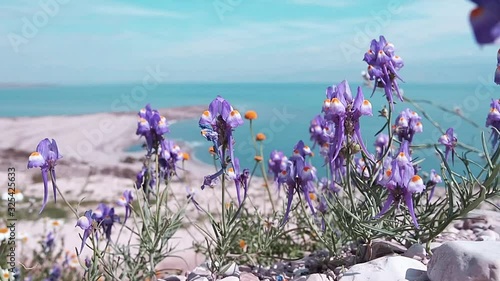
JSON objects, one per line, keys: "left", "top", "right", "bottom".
{"left": 363, "top": 35, "right": 404, "bottom": 107}
{"left": 487, "top": 99, "right": 500, "bottom": 148}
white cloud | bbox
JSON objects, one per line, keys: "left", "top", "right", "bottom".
{"left": 289, "top": 0, "right": 353, "bottom": 8}
{"left": 94, "top": 4, "right": 187, "bottom": 19}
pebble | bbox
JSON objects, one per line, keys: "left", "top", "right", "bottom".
{"left": 427, "top": 241, "right": 500, "bottom": 281}
{"left": 476, "top": 229, "right": 500, "bottom": 241}
{"left": 239, "top": 273, "right": 258, "bottom": 281}
{"left": 219, "top": 277, "right": 239, "bottom": 281}
{"left": 404, "top": 243, "right": 427, "bottom": 261}
{"left": 221, "top": 262, "right": 240, "bottom": 277}
{"left": 305, "top": 273, "right": 334, "bottom": 281}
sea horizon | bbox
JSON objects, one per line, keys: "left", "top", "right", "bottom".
{"left": 1, "top": 82, "right": 496, "bottom": 178}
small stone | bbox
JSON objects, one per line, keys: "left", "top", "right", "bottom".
{"left": 190, "top": 277, "right": 209, "bottom": 281}
{"left": 305, "top": 273, "right": 334, "bottom": 281}
{"left": 476, "top": 229, "right": 500, "bottom": 241}
{"left": 238, "top": 266, "right": 252, "bottom": 273}
{"left": 404, "top": 243, "right": 427, "bottom": 261}
{"left": 293, "top": 268, "right": 309, "bottom": 277}
{"left": 193, "top": 266, "right": 212, "bottom": 276}
{"left": 221, "top": 262, "right": 240, "bottom": 277}
{"left": 239, "top": 273, "right": 258, "bottom": 281}
{"left": 365, "top": 239, "right": 407, "bottom": 261}
{"left": 291, "top": 276, "right": 307, "bottom": 281}
{"left": 427, "top": 241, "right": 500, "bottom": 281}
{"left": 219, "top": 277, "right": 239, "bottom": 281}
{"left": 165, "top": 276, "right": 182, "bottom": 281}
{"left": 338, "top": 255, "right": 428, "bottom": 281}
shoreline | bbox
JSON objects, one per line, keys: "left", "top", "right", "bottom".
{"left": 0, "top": 105, "right": 274, "bottom": 273}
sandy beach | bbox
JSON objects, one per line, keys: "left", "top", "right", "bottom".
{"left": 0, "top": 105, "right": 275, "bottom": 274}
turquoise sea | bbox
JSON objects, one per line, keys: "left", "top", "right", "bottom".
{"left": 1, "top": 82, "right": 498, "bottom": 178}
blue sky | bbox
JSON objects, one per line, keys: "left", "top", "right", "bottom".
{"left": 0, "top": 0, "right": 498, "bottom": 84}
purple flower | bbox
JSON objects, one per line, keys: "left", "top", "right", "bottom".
{"left": 309, "top": 114, "right": 331, "bottom": 148}
{"left": 486, "top": 99, "right": 500, "bottom": 147}
{"left": 374, "top": 133, "right": 390, "bottom": 159}
{"left": 199, "top": 96, "right": 244, "bottom": 192}
{"left": 27, "top": 138, "right": 62, "bottom": 214}
{"left": 92, "top": 204, "right": 119, "bottom": 241}
{"left": 278, "top": 141, "right": 317, "bottom": 225}
{"left": 363, "top": 35, "right": 404, "bottom": 107}
{"left": 199, "top": 96, "right": 243, "bottom": 168}
{"left": 268, "top": 150, "right": 288, "bottom": 182}
{"left": 76, "top": 210, "right": 94, "bottom": 253}
{"left": 393, "top": 109, "right": 423, "bottom": 143}
{"left": 322, "top": 80, "right": 373, "bottom": 164}
{"left": 376, "top": 141, "right": 425, "bottom": 228}
{"left": 117, "top": 190, "right": 134, "bottom": 223}
{"left": 43, "top": 231, "right": 55, "bottom": 252}
{"left": 469, "top": 1, "right": 500, "bottom": 45}
{"left": 495, "top": 49, "right": 500, "bottom": 84}
{"left": 44, "top": 265, "right": 61, "bottom": 281}
{"left": 136, "top": 104, "right": 170, "bottom": 154}
{"left": 227, "top": 158, "right": 250, "bottom": 205}
{"left": 159, "top": 139, "right": 183, "bottom": 179}
{"left": 427, "top": 169, "right": 442, "bottom": 200}
{"left": 438, "top": 128, "right": 458, "bottom": 164}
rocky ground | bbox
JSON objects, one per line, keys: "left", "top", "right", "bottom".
{"left": 165, "top": 207, "right": 500, "bottom": 281}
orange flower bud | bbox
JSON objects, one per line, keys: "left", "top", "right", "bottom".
{"left": 208, "top": 147, "right": 215, "bottom": 155}
{"left": 256, "top": 133, "right": 266, "bottom": 141}
{"left": 254, "top": 156, "right": 263, "bottom": 162}
{"left": 244, "top": 110, "right": 258, "bottom": 120}
{"left": 182, "top": 152, "right": 190, "bottom": 161}
{"left": 239, "top": 239, "right": 247, "bottom": 249}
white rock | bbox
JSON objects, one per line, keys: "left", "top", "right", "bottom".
{"left": 476, "top": 229, "right": 500, "bottom": 241}
{"left": 220, "top": 277, "right": 239, "bottom": 281}
{"left": 190, "top": 277, "right": 209, "bottom": 281}
{"left": 404, "top": 244, "right": 427, "bottom": 260}
{"left": 427, "top": 241, "right": 500, "bottom": 281}
{"left": 221, "top": 262, "right": 240, "bottom": 276}
{"left": 239, "top": 273, "right": 259, "bottom": 281}
{"left": 306, "top": 273, "right": 334, "bottom": 281}
{"left": 338, "top": 255, "right": 428, "bottom": 281}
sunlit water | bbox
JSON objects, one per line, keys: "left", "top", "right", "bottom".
{"left": 2, "top": 82, "right": 497, "bottom": 178}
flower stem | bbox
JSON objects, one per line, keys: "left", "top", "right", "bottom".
{"left": 51, "top": 171, "right": 79, "bottom": 219}
{"left": 259, "top": 142, "right": 275, "bottom": 213}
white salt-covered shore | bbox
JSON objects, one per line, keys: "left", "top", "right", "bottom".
{"left": 0, "top": 106, "right": 275, "bottom": 274}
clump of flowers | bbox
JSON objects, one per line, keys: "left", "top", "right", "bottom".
{"left": 363, "top": 35, "right": 404, "bottom": 107}
{"left": 486, "top": 98, "right": 500, "bottom": 148}
{"left": 199, "top": 96, "right": 245, "bottom": 197}
{"left": 468, "top": 1, "right": 500, "bottom": 45}
{"left": 136, "top": 104, "right": 170, "bottom": 154}
{"left": 376, "top": 139, "right": 426, "bottom": 228}
{"left": 276, "top": 140, "right": 317, "bottom": 224}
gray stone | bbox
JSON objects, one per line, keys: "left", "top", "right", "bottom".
{"left": 293, "top": 267, "right": 309, "bottom": 277}
{"left": 219, "top": 277, "right": 239, "bottom": 281}
{"left": 221, "top": 262, "right": 240, "bottom": 277}
{"left": 165, "top": 276, "right": 184, "bottom": 281}
{"left": 239, "top": 273, "right": 258, "bottom": 281}
{"left": 404, "top": 244, "right": 427, "bottom": 261}
{"left": 190, "top": 277, "right": 209, "bottom": 281}
{"left": 291, "top": 277, "right": 307, "bottom": 281}
{"left": 427, "top": 241, "right": 500, "bottom": 281}
{"left": 339, "top": 255, "right": 428, "bottom": 281}
{"left": 363, "top": 240, "right": 407, "bottom": 261}
{"left": 476, "top": 229, "right": 500, "bottom": 241}
{"left": 305, "top": 273, "right": 334, "bottom": 281}
{"left": 187, "top": 266, "right": 212, "bottom": 281}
